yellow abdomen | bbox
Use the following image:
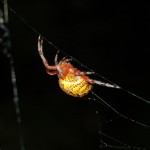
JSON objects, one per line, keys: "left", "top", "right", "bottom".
{"left": 59, "top": 73, "right": 93, "bottom": 97}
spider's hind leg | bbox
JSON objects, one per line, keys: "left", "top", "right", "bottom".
{"left": 81, "top": 71, "right": 95, "bottom": 75}
{"left": 94, "top": 80, "right": 120, "bottom": 89}
{"left": 89, "top": 79, "right": 120, "bottom": 89}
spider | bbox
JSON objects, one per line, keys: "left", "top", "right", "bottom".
{"left": 38, "top": 35, "right": 120, "bottom": 97}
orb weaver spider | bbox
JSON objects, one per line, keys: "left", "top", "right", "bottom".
{"left": 38, "top": 35, "right": 120, "bottom": 97}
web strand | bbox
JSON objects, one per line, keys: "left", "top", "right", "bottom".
{"left": 92, "top": 91, "right": 150, "bottom": 128}
{"left": 0, "top": 1, "right": 149, "bottom": 149}
{"left": 0, "top": 0, "right": 149, "bottom": 128}
{"left": 96, "top": 111, "right": 146, "bottom": 150}
{"left": 0, "top": 0, "right": 149, "bottom": 106}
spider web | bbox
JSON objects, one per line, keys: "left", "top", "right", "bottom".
{"left": 0, "top": 1, "right": 150, "bottom": 150}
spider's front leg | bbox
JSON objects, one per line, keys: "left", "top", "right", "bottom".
{"left": 80, "top": 71, "right": 120, "bottom": 89}
{"left": 38, "top": 35, "right": 58, "bottom": 75}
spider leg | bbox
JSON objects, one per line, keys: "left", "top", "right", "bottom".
{"left": 59, "top": 57, "right": 72, "bottom": 65}
{"left": 38, "top": 35, "right": 57, "bottom": 73}
{"left": 88, "top": 79, "right": 120, "bottom": 89}
{"left": 74, "top": 71, "right": 95, "bottom": 77}
{"left": 63, "top": 58, "right": 72, "bottom": 63}
{"left": 81, "top": 71, "right": 95, "bottom": 75}
{"left": 58, "top": 56, "right": 67, "bottom": 64}
{"left": 46, "top": 70, "right": 58, "bottom": 75}
{"left": 54, "top": 50, "right": 63, "bottom": 76}
{"left": 54, "top": 50, "right": 59, "bottom": 66}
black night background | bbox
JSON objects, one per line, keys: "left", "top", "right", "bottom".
{"left": 0, "top": 0, "right": 150, "bottom": 150}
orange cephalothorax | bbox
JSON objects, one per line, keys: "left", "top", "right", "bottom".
{"left": 38, "top": 35, "right": 120, "bottom": 97}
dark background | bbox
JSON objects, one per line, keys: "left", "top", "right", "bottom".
{"left": 0, "top": 0, "right": 150, "bottom": 150}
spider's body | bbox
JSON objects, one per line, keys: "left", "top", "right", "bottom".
{"left": 59, "top": 70, "right": 93, "bottom": 97}
{"left": 57, "top": 61, "right": 92, "bottom": 96}
{"left": 38, "top": 36, "right": 120, "bottom": 97}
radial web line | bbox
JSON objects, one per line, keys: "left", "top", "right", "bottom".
{"left": 98, "top": 128, "right": 144, "bottom": 149}
{"left": 91, "top": 91, "right": 150, "bottom": 128}
{"left": 96, "top": 111, "right": 145, "bottom": 150}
